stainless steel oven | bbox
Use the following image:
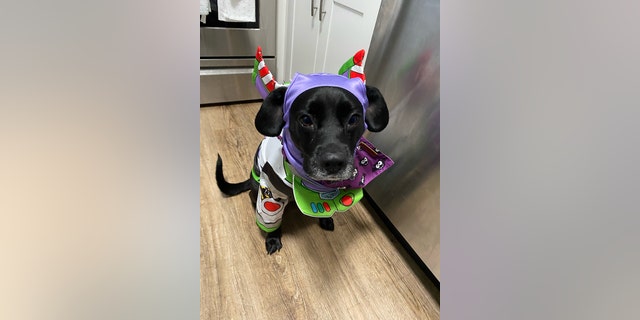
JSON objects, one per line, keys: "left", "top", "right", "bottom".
{"left": 200, "top": 0, "right": 277, "bottom": 105}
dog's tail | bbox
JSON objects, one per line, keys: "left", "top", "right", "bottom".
{"left": 216, "top": 154, "right": 252, "bottom": 196}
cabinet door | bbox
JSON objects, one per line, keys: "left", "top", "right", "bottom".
{"left": 288, "top": 0, "right": 321, "bottom": 78}
{"left": 315, "top": 0, "right": 382, "bottom": 73}
{"left": 287, "top": 0, "right": 382, "bottom": 78}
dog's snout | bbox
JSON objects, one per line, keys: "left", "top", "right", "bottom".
{"left": 319, "top": 152, "right": 347, "bottom": 174}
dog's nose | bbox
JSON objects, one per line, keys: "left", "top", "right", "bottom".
{"left": 320, "top": 152, "right": 346, "bottom": 174}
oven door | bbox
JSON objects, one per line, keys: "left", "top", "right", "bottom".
{"left": 200, "top": 0, "right": 277, "bottom": 104}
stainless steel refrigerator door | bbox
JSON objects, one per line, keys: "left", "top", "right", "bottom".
{"left": 364, "top": 0, "right": 440, "bottom": 279}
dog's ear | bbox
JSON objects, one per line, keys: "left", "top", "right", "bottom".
{"left": 255, "top": 86, "right": 287, "bottom": 136}
{"left": 365, "top": 85, "right": 389, "bottom": 132}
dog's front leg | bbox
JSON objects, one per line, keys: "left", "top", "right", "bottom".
{"left": 319, "top": 217, "right": 334, "bottom": 231}
{"left": 254, "top": 163, "right": 289, "bottom": 255}
{"left": 265, "top": 228, "right": 282, "bottom": 254}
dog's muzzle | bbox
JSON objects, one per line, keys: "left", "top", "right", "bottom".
{"left": 308, "top": 144, "right": 355, "bottom": 181}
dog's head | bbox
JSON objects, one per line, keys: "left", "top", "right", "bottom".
{"left": 255, "top": 74, "right": 389, "bottom": 181}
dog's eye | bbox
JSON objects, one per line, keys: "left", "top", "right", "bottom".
{"left": 299, "top": 115, "right": 313, "bottom": 127}
{"left": 347, "top": 115, "right": 359, "bottom": 126}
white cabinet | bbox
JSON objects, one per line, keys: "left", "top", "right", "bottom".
{"left": 283, "top": 0, "right": 382, "bottom": 80}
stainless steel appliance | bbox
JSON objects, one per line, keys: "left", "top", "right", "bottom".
{"left": 364, "top": 0, "right": 440, "bottom": 282}
{"left": 200, "top": 0, "right": 277, "bottom": 105}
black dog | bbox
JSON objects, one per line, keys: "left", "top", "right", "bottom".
{"left": 216, "top": 80, "right": 389, "bottom": 254}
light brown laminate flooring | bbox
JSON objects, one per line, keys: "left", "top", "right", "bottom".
{"left": 201, "top": 102, "right": 440, "bottom": 319}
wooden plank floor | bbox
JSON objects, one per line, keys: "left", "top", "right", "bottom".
{"left": 201, "top": 102, "right": 440, "bottom": 319}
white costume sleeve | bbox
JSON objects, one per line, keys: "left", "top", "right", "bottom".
{"left": 254, "top": 137, "right": 291, "bottom": 232}
{"left": 255, "top": 169, "right": 288, "bottom": 232}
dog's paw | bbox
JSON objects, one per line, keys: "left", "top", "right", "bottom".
{"left": 319, "top": 217, "right": 335, "bottom": 231}
{"left": 265, "top": 236, "right": 282, "bottom": 255}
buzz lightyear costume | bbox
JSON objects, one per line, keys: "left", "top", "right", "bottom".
{"left": 251, "top": 47, "right": 394, "bottom": 233}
